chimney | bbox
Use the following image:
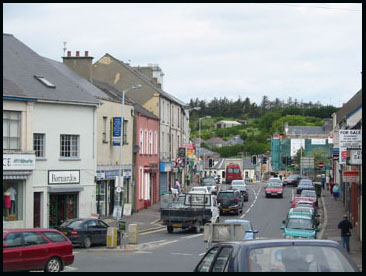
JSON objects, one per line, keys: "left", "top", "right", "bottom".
{"left": 62, "top": 50, "right": 94, "bottom": 82}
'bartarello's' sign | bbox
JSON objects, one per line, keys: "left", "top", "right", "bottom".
{"left": 48, "top": 170, "right": 80, "bottom": 184}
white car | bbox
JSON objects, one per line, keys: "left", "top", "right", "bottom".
{"left": 231, "top": 179, "right": 248, "bottom": 201}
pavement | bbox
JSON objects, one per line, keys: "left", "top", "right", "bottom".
{"left": 101, "top": 183, "right": 362, "bottom": 271}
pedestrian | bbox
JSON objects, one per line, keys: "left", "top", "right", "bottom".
{"left": 332, "top": 183, "right": 339, "bottom": 200}
{"left": 321, "top": 174, "right": 326, "bottom": 190}
{"left": 330, "top": 179, "right": 334, "bottom": 195}
{"left": 338, "top": 214, "right": 353, "bottom": 253}
{"left": 175, "top": 179, "right": 181, "bottom": 194}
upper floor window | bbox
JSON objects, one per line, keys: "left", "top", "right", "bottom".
{"left": 3, "top": 111, "right": 21, "bottom": 150}
{"left": 140, "top": 129, "right": 144, "bottom": 154}
{"left": 154, "top": 131, "right": 158, "bottom": 155}
{"left": 60, "top": 135, "right": 79, "bottom": 158}
{"left": 145, "top": 130, "right": 148, "bottom": 154}
{"left": 149, "top": 131, "right": 153, "bottom": 155}
{"left": 102, "top": 116, "right": 108, "bottom": 143}
{"left": 33, "top": 133, "right": 45, "bottom": 158}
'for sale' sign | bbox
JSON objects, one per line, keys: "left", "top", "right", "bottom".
{"left": 339, "top": 129, "right": 362, "bottom": 164}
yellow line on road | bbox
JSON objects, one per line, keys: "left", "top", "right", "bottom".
{"left": 139, "top": 228, "right": 166, "bottom": 236}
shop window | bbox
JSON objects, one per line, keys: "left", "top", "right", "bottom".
{"left": 3, "top": 111, "right": 21, "bottom": 150}
{"left": 49, "top": 194, "right": 77, "bottom": 227}
{"left": 3, "top": 181, "right": 23, "bottom": 222}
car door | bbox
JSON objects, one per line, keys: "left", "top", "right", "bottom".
{"left": 3, "top": 232, "right": 24, "bottom": 272}
{"left": 97, "top": 220, "right": 109, "bottom": 244}
{"left": 85, "top": 219, "right": 99, "bottom": 244}
{"left": 22, "top": 231, "right": 49, "bottom": 271}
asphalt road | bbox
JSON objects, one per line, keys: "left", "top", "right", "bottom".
{"left": 64, "top": 182, "right": 296, "bottom": 272}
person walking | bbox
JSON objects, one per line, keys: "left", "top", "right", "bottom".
{"left": 175, "top": 179, "right": 181, "bottom": 194}
{"left": 338, "top": 215, "right": 353, "bottom": 253}
{"left": 332, "top": 183, "right": 339, "bottom": 200}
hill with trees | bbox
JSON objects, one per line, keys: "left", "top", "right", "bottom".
{"left": 189, "top": 96, "right": 338, "bottom": 157}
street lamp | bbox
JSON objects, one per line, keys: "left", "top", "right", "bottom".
{"left": 198, "top": 116, "right": 211, "bottom": 178}
{"left": 117, "top": 83, "right": 142, "bottom": 246}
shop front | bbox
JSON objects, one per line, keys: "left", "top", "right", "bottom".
{"left": 3, "top": 153, "right": 35, "bottom": 229}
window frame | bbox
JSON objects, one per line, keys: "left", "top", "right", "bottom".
{"left": 3, "top": 110, "right": 21, "bottom": 150}
{"left": 60, "top": 134, "right": 80, "bottom": 159}
{"left": 33, "top": 133, "right": 46, "bottom": 158}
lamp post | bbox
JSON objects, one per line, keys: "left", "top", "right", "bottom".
{"left": 198, "top": 116, "right": 211, "bottom": 179}
{"left": 117, "top": 83, "right": 142, "bottom": 247}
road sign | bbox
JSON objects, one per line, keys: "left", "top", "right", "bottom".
{"left": 318, "top": 162, "right": 324, "bottom": 168}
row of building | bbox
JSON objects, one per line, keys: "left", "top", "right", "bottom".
{"left": 270, "top": 89, "right": 362, "bottom": 243}
{"left": 3, "top": 33, "right": 193, "bottom": 229}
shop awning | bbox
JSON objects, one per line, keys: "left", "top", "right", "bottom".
{"left": 48, "top": 185, "right": 84, "bottom": 193}
{"left": 3, "top": 170, "right": 32, "bottom": 180}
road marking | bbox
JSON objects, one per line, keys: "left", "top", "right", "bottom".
{"left": 171, "top": 253, "right": 193, "bottom": 256}
{"left": 134, "top": 251, "right": 153, "bottom": 254}
{"left": 139, "top": 228, "right": 166, "bottom": 236}
{"left": 181, "top": 233, "right": 203, "bottom": 239}
{"left": 240, "top": 186, "right": 261, "bottom": 218}
{"left": 198, "top": 252, "right": 206, "bottom": 256}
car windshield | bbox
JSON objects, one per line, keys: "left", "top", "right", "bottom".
{"left": 193, "top": 187, "right": 208, "bottom": 192}
{"left": 267, "top": 183, "right": 282, "bottom": 188}
{"left": 218, "top": 192, "right": 235, "bottom": 198}
{"left": 248, "top": 245, "right": 356, "bottom": 272}
{"left": 224, "top": 220, "right": 252, "bottom": 231}
{"left": 269, "top": 178, "right": 281, "bottom": 183}
{"left": 228, "top": 168, "right": 240, "bottom": 173}
{"left": 301, "top": 191, "right": 316, "bottom": 197}
{"left": 231, "top": 181, "right": 245, "bottom": 186}
{"left": 292, "top": 207, "right": 313, "bottom": 214}
{"left": 287, "top": 218, "right": 313, "bottom": 230}
{"left": 287, "top": 175, "right": 298, "bottom": 179}
{"left": 202, "top": 178, "right": 216, "bottom": 186}
{"left": 60, "top": 219, "right": 84, "bottom": 228}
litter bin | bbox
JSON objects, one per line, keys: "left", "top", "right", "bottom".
{"left": 314, "top": 182, "right": 322, "bottom": 197}
{"left": 106, "top": 227, "right": 118, "bottom": 248}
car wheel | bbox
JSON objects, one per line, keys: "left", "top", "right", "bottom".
{"left": 45, "top": 257, "right": 62, "bottom": 272}
{"left": 167, "top": 226, "right": 174, "bottom": 233}
{"left": 83, "top": 236, "right": 92, "bottom": 248}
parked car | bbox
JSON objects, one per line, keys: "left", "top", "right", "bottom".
{"left": 297, "top": 200, "right": 316, "bottom": 209}
{"left": 300, "top": 190, "right": 318, "bottom": 206}
{"left": 230, "top": 179, "right": 248, "bottom": 201}
{"left": 193, "top": 239, "right": 359, "bottom": 272}
{"left": 281, "top": 215, "right": 319, "bottom": 239}
{"left": 290, "top": 196, "right": 316, "bottom": 208}
{"left": 191, "top": 186, "right": 211, "bottom": 194}
{"left": 3, "top": 228, "right": 74, "bottom": 272}
{"left": 224, "top": 219, "right": 258, "bottom": 240}
{"left": 282, "top": 174, "right": 307, "bottom": 187}
{"left": 296, "top": 179, "right": 315, "bottom": 194}
{"left": 217, "top": 190, "right": 244, "bottom": 215}
{"left": 264, "top": 182, "right": 284, "bottom": 198}
{"left": 201, "top": 177, "right": 219, "bottom": 194}
{"left": 56, "top": 218, "right": 119, "bottom": 248}
{"left": 288, "top": 207, "right": 320, "bottom": 227}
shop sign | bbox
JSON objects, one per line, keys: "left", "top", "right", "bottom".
{"left": 112, "top": 117, "right": 122, "bottom": 146}
{"left": 343, "top": 171, "right": 359, "bottom": 182}
{"left": 48, "top": 170, "right": 80, "bottom": 184}
{"left": 160, "top": 162, "right": 172, "bottom": 172}
{"left": 96, "top": 171, "right": 106, "bottom": 180}
{"left": 3, "top": 154, "right": 35, "bottom": 170}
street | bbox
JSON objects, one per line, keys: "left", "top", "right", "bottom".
{"left": 64, "top": 182, "right": 295, "bottom": 272}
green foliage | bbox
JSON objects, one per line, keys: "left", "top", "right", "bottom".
{"left": 271, "top": 115, "right": 323, "bottom": 134}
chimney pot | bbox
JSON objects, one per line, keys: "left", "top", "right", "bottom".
{"left": 67, "top": 51, "right": 71, "bottom": 57}
{"left": 76, "top": 51, "right": 80, "bottom": 57}
{"left": 85, "top": 51, "right": 89, "bottom": 57}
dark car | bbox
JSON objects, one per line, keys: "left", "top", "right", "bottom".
{"left": 282, "top": 174, "right": 306, "bottom": 187}
{"left": 297, "top": 179, "right": 315, "bottom": 194}
{"left": 3, "top": 228, "right": 74, "bottom": 272}
{"left": 217, "top": 190, "right": 244, "bottom": 215}
{"left": 56, "top": 218, "right": 119, "bottom": 248}
{"left": 194, "top": 239, "right": 359, "bottom": 272}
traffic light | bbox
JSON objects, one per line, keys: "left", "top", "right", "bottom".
{"left": 209, "top": 158, "right": 213, "bottom": 168}
{"left": 262, "top": 156, "right": 267, "bottom": 164}
{"left": 252, "top": 155, "right": 257, "bottom": 165}
{"left": 282, "top": 157, "right": 287, "bottom": 165}
{"left": 286, "top": 156, "right": 292, "bottom": 165}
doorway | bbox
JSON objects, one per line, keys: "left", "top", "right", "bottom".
{"left": 33, "top": 192, "right": 42, "bottom": 228}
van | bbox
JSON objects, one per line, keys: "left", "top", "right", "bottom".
{"left": 225, "top": 163, "right": 242, "bottom": 184}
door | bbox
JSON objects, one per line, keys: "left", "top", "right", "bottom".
{"left": 33, "top": 192, "right": 42, "bottom": 228}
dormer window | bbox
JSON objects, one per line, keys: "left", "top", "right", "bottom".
{"left": 34, "top": 75, "right": 56, "bottom": 88}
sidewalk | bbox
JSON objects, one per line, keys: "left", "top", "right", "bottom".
{"left": 320, "top": 188, "right": 362, "bottom": 271}
{"left": 103, "top": 202, "right": 164, "bottom": 234}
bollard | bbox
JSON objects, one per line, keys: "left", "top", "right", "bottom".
{"left": 106, "top": 227, "right": 118, "bottom": 248}
{"left": 128, "top": 224, "right": 139, "bottom": 244}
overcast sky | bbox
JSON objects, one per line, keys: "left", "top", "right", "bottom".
{"left": 3, "top": 3, "right": 362, "bottom": 107}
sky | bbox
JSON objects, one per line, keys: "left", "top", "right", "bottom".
{"left": 3, "top": 3, "right": 362, "bottom": 107}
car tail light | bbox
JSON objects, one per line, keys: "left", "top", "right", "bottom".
{"left": 71, "top": 230, "right": 78, "bottom": 236}
{"left": 233, "top": 198, "right": 239, "bottom": 202}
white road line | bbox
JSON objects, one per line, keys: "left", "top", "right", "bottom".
{"left": 181, "top": 234, "right": 203, "bottom": 239}
{"left": 134, "top": 251, "right": 153, "bottom": 254}
{"left": 241, "top": 186, "right": 261, "bottom": 218}
{"left": 171, "top": 253, "right": 193, "bottom": 256}
{"left": 198, "top": 252, "right": 206, "bottom": 256}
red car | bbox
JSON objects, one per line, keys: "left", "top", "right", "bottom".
{"left": 3, "top": 228, "right": 74, "bottom": 272}
{"left": 265, "top": 182, "right": 284, "bottom": 198}
{"left": 290, "top": 197, "right": 316, "bottom": 208}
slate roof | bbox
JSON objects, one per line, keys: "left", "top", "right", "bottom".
{"left": 288, "top": 126, "right": 327, "bottom": 135}
{"left": 3, "top": 33, "right": 100, "bottom": 106}
{"left": 243, "top": 158, "right": 255, "bottom": 169}
{"left": 226, "top": 137, "right": 244, "bottom": 145}
{"left": 100, "top": 54, "right": 187, "bottom": 107}
{"left": 205, "top": 137, "right": 228, "bottom": 146}
{"left": 335, "top": 89, "right": 362, "bottom": 125}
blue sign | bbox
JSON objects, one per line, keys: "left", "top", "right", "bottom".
{"left": 113, "top": 117, "right": 122, "bottom": 146}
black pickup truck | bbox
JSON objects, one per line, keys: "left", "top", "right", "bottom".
{"left": 160, "top": 193, "right": 219, "bottom": 233}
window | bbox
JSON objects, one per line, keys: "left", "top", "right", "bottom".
{"left": 42, "top": 231, "right": 67, "bottom": 242}
{"left": 149, "top": 131, "right": 153, "bottom": 155}
{"left": 145, "top": 130, "right": 148, "bottom": 154}
{"left": 154, "top": 131, "right": 158, "bottom": 155}
{"left": 86, "top": 220, "right": 97, "bottom": 229}
{"left": 3, "top": 111, "right": 21, "bottom": 150}
{"left": 3, "top": 232, "right": 22, "bottom": 248}
{"left": 33, "top": 133, "right": 45, "bottom": 158}
{"left": 123, "top": 120, "right": 128, "bottom": 144}
{"left": 3, "top": 181, "right": 23, "bottom": 221}
{"left": 212, "top": 247, "right": 233, "bottom": 272}
{"left": 34, "top": 75, "right": 56, "bottom": 88}
{"left": 140, "top": 130, "right": 144, "bottom": 154}
{"left": 24, "top": 232, "right": 47, "bottom": 246}
{"left": 60, "top": 135, "right": 79, "bottom": 158}
{"left": 196, "top": 247, "right": 219, "bottom": 272}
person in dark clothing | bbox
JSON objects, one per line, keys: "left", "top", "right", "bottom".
{"left": 338, "top": 214, "right": 353, "bottom": 253}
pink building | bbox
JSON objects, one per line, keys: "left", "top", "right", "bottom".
{"left": 135, "top": 105, "right": 160, "bottom": 211}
